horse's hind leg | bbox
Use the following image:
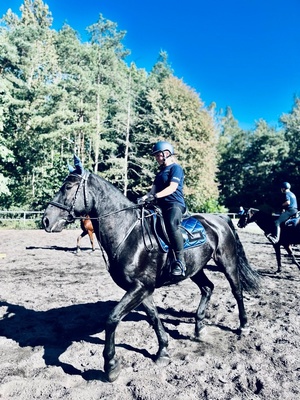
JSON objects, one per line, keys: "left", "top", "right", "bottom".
{"left": 88, "top": 230, "right": 95, "bottom": 251}
{"left": 214, "top": 255, "right": 248, "bottom": 333}
{"left": 283, "top": 244, "right": 300, "bottom": 271}
{"left": 222, "top": 265, "right": 248, "bottom": 332}
{"left": 142, "top": 295, "right": 170, "bottom": 366}
{"left": 191, "top": 270, "right": 214, "bottom": 337}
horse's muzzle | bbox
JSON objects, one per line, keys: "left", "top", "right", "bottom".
{"left": 42, "top": 215, "right": 67, "bottom": 233}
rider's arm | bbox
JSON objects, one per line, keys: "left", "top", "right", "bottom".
{"left": 282, "top": 194, "right": 291, "bottom": 210}
{"left": 282, "top": 199, "right": 290, "bottom": 208}
{"left": 155, "top": 182, "right": 178, "bottom": 198}
{"left": 142, "top": 181, "right": 178, "bottom": 200}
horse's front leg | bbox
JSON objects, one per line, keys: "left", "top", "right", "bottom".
{"left": 274, "top": 244, "right": 282, "bottom": 273}
{"left": 103, "top": 282, "right": 151, "bottom": 382}
{"left": 142, "top": 296, "right": 170, "bottom": 366}
{"left": 76, "top": 232, "right": 86, "bottom": 253}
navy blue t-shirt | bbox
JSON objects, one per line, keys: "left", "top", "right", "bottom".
{"left": 154, "top": 163, "right": 185, "bottom": 209}
{"left": 284, "top": 191, "right": 298, "bottom": 210}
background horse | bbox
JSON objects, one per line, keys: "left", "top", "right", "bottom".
{"left": 237, "top": 208, "right": 300, "bottom": 273}
{"left": 77, "top": 215, "right": 95, "bottom": 253}
{"left": 42, "top": 159, "right": 260, "bottom": 382}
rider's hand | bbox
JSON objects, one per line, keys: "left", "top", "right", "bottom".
{"left": 144, "top": 194, "right": 157, "bottom": 203}
{"left": 137, "top": 197, "right": 145, "bottom": 205}
{"left": 137, "top": 193, "right": 157, "bottom": 205}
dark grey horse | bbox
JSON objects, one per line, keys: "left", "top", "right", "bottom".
{"left": 42, "top": 159, "right": 260, "bottom": 382}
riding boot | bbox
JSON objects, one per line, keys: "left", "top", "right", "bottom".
{"left": 171, "top": 250, "right": 186, "bottom": 276}
{"left": 267, "top": 226, "right": 280, "bottom": 244}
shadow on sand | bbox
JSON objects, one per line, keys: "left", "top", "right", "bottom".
{"left": 0, "top": 300, "right": 153, "bottom": 381}
{"left": 0, "top": 295, "right": 240, "bottom": 382}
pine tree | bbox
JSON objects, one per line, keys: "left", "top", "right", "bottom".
{"left": 0, "top": 0, "right": 61, "bottom": 208}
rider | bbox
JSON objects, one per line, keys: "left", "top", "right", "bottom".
{"left": 267, "top": 182, "right": 298, "bottom": 244}
{"left": 238, "top": 206, "right": 245, "bottom": 216}
{"left": 139, "top": 141, "right": 186, "bottom": 276}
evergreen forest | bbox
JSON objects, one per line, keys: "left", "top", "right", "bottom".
{"left": 1, "top": 0, "right": 300, "bottom": 214}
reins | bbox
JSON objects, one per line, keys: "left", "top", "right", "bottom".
{"left": 109, "top": 205, "right": 156, "bottom": 259}
{"left": 140, "top": 206, "right": 155, "bottom": 252}
{"left": 87, "top": 204, "right": 141, "bottom": 220}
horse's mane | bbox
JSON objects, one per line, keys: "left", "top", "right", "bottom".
{"left": 89, "top": 172, "right": 135, "bottom": 207}
{"left": 254, "top": 210, "right": 276, "bottom": 220}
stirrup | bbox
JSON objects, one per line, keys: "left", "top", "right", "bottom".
{"left": 171, "top": 260, "right": 186, "bottom": 276}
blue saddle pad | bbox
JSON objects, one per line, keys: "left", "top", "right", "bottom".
{"left": 157, "top": 215, "right": 207, "bottom": 252}
{"left": 285, "top": 216, "right": 300, "bottom": 227}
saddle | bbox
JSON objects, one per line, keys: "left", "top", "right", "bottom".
{"left": 146, "top": 207, "right": 207, "bottom": 253}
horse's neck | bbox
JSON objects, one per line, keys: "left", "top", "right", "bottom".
{"left": 93, "top": 210, "right": 138, "bottom": 260}
{"left": 254, "top": 212, "right": 273, "bottom": 232}
{"left": 89, "top": 175, "right": 138, "bottom": 258}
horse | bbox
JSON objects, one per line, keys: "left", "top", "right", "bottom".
{"left": 42, "top": 158, "right": 260, "bottom": 382}
{"left": 77, "top": 215, "right": 95, "bottom": 253}
{"left": 237, "top": 208, "right": 300, "bottom": 273}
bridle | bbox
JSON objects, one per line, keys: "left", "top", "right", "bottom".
{"left": 48, "top": 171, "right": 90, "bottom": 223}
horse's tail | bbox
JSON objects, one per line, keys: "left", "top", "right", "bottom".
{"left": 223, "top": 216, "right": 261, "bottom": 293}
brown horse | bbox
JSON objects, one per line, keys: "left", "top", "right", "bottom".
{"left": 76, "top": 216, "right": 96, "bottom": 253}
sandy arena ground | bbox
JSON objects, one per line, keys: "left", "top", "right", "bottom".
{"left": 0, "top": 226, "right": 299, "bottom": 399}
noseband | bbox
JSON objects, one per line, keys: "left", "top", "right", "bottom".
{"left": 48, "top": 171, "right": 90, "bottom": 223}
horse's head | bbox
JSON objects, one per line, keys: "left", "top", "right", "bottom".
{"left": 43, "top": 155, "right": 90, "bottom": 233}
{"left": 237, "top": 208, "right": 258, "bottom": 228}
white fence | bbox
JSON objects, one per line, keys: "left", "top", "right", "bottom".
{"left": 0, "top": 210, "right": 240, "bottom": 222}
{"left": 0, "top": 211, "right": 44, "bottom": 223}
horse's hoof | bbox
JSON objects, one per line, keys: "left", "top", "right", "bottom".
{"left": 106, "top": 360, "right": 121, "bottom": 382}
{"left": 238, "top": 325, "right": 251, "bottom": 335}
{"left": 195, "top": 324, "right": 207, "bottom": 339}
{"left": 155, "top": 355, "right": 171, "bottom": 368}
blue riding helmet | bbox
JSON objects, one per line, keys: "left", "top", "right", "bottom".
{"left": 151, "top": 141, "right": 174, "bottom": 156}
{"left": 281, "top": 182, "right": 291, "bottom": 189}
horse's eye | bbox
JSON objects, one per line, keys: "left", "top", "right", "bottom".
{"left": 65, "top": 183, "right": 73, "bottom": 190}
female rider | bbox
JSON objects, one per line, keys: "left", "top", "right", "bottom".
{"left": 139, "top": 141, "right": 186, "bottom": 276}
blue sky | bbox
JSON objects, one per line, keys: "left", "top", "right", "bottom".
{"left": 1, "top": 0, "right": 300, "bottom": 130}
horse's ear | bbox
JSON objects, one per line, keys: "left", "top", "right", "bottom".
{"left": 68, "top": 164, "right": 75, "bottom": 173}
{"left": 73, "top": 154, "right": 84, "bottom": 175}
